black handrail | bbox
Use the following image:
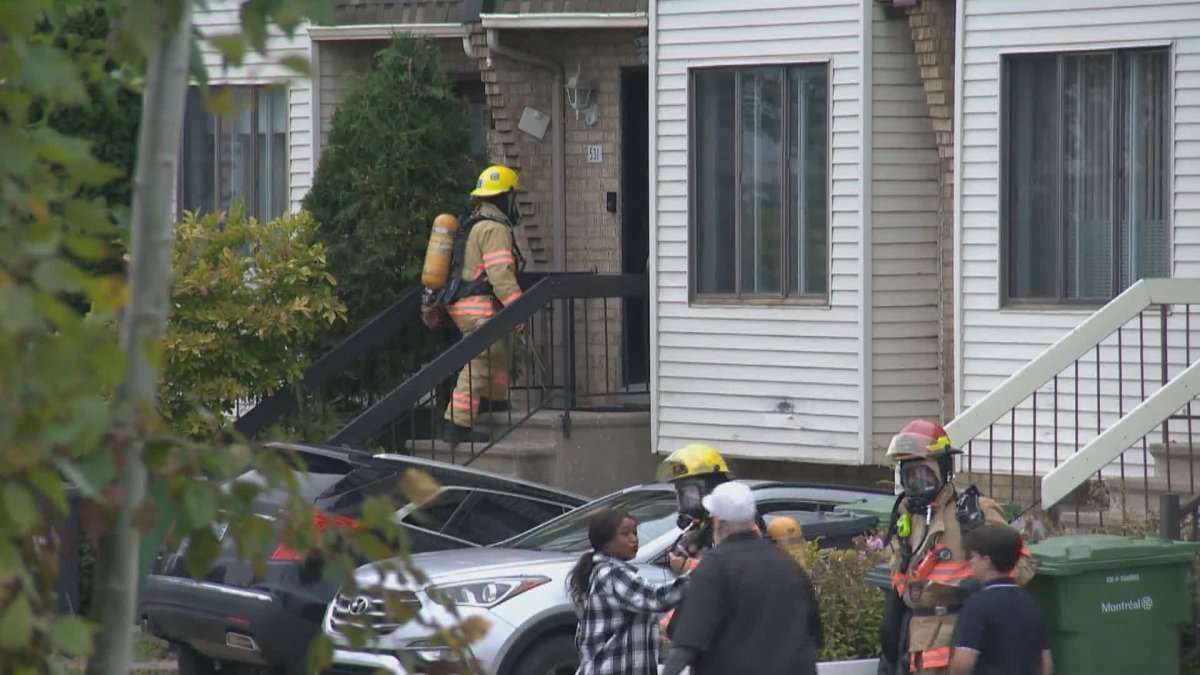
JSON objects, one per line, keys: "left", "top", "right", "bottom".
{"left": 233, "top": 272, "right": 554, "bottom": 438}
{"left": 329, "top": 273, "right": 648, "bottom": 448}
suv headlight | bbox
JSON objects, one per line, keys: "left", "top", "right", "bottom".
{"left": 427, "top": 577, "right": 550, "bottom": 608}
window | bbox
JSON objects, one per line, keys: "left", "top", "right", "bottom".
{"left": 440, "top": 491, "right": 569, "bottom": 546}
{"left": 401, "top": 488, "right": 472, "bottom": 533}
{"left": 179, "top": 86, "right": 288, "bottom": 222}
{"left": 1003, "top": 49, "right": 1169, "bottom": 303}
{"left": 691, "top": 64, "right": 829, "bottom": 302}
{"left": 453, "top": 79, "right": 488, "bottom": 157}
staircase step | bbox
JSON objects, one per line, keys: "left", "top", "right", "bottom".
{"left": 405, "top": 438, "right": 557, "bottom": 483}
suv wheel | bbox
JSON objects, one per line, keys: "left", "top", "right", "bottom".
{"left": 176, "top": 645, "right": 255, "bottom": 675}
{"left": 510, "top": 633, "right": 577, "bottom": 675}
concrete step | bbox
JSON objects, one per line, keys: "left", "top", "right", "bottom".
{"left": 405, "top": 437, "right": 558, "bottom": 484}
{"left": 1148, "top": 442, "right": 1200, "bottom": 488}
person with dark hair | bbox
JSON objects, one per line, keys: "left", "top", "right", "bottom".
{"left": 949, "top": 524, "right": 1052, "bottom": 675}
{"left": 570, "top": 507, "right": 689, "bottom": 675}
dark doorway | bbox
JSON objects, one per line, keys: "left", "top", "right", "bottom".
{"left": 620, "top": 67, "right": 650, "bottom": 388}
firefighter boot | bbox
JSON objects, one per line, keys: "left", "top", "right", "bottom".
{"left": 443, "top": 422, "right": 489, "bottom": 444}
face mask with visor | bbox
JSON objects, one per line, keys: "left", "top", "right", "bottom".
{"left": 899, "top": 461, "right": 941, "bottom": 502}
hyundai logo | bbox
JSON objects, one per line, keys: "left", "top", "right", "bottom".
{"left": 348, "top": 596, "right": 372, "bottom": 616}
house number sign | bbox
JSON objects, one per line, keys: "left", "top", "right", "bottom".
{"left": 586, "top": 145, "right": 603, "bottom": 163}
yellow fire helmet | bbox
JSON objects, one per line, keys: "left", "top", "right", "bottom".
{"left": 655, "top": 443, "right": 732, "bottom": 483}
{"left": 471, "top": 165, "right": 520, "bottom": 198}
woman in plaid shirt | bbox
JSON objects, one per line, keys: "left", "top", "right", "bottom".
{"left": 569, "top": 508, "right": 689, "bottom": 675}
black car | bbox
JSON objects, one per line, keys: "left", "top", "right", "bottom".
{"left": 139, "top": 442, "right": 587, "bottom": 675}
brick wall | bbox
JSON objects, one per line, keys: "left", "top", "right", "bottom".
{"left": 905, "top": 0, "right": 957, "bottom": 418}
{"left": 466, "top": 28, "right": 645, "bottom": 396}
{"left": 317, "top": 38, "right": 477, "bottom": 151}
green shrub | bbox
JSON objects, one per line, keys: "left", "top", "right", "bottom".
{"left": 162, "top": 205, "right": 346, "bottom": 436}
{"left": 303, "top": 35, "right": 478, "bottom": 327}
{"left": 300, "top": 37, "right": 479, "bottom": 425}
{"left": 807, "top": 534, "right": 889, "bottom": 661}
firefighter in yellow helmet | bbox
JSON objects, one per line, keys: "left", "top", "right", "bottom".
{"left": 421, "top": 165, "right": 526, "bottom": 444}
{"left": 880, "top": 420, "right": 1035, "bottom": 675}
{"left": 656, "top": 444, "right": 734, "bottom": 549}
{"left": 767, "top": 515, "right": 809, "bottom": 570}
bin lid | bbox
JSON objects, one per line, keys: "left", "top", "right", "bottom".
{"left": 833, "top": 495, "right": 1022, "bottom": 526}
{"left": 832, "top": 495, "right": 897, "bottom": 526}
{"left": 1029, "top": 534, "right": 1200, "bottom": 575}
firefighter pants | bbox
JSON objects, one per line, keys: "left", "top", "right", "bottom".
{"left": 443, "top": 306, "right": 509, "bottom": 426}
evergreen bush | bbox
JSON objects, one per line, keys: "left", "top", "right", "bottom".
{"left": 304, "top": 36, "right": 479, "bottom": 326}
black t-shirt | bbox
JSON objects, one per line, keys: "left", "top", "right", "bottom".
{"left": 951, "top": 578, "right": 1048, "bottom": 675}
{"left": 668, "top": 531, "right": 823, "bottom": 675}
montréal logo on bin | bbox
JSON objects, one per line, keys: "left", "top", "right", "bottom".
{"left": 1100, "top": 596, "right": 1154, "bottom": 613}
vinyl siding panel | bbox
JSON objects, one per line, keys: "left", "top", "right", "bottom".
{"left": 194, "top": 1, "right": 313, "bottom": 212}
{"left": 652, "top": 0, "right": 865, "bottom": 464}
{"left": 870, "top": 5, "right": 941, "bottom": 457}
{"left": 957, "top": 0, "right": 1200, "bottom": 481}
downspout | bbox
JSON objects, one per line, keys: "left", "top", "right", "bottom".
{"left": 468, "top": 30, "right": 567, "bottom": 273}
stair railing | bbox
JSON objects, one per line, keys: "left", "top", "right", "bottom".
{"left": 328, "top": 273, "right": 649, "bottom": 465}
{"left": 232, "top": 272, "right": 554, "bottom": 439}
{"left": 943, "top": 278, "right": 1200, "bottom": 528}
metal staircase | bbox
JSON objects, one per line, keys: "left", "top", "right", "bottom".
{"left": 232, "top": 273, "right": 650, "bottom": 470}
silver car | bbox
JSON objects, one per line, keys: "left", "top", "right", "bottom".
{"left": 322, "top": 481, "right": 883, "bottom": 675}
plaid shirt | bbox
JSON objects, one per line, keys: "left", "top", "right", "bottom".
{"left": 575, "top": 554, "right": 687, "bottom": 675}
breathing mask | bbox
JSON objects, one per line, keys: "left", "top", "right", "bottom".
{"left": 900, "top": 459, "right": 942, "bottom": 510}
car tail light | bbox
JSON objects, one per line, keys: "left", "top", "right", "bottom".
{"left": 269, "top": 511, "right": 364, "bottom": 561}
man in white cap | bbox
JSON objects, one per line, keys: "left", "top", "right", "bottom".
{"left": 661, "top": 481, "right": 824, "bottom": 675}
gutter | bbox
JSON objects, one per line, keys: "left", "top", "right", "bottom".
{"left": 474, "top": 29, "right": 567, "bottom": 274}
{"left": 479, "top": 12, "right": 647, "bottom": 30}
{"left": 308, "top": 23, "right": 466, "bottom": 41}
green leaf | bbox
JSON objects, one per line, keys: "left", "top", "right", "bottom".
{"left": 182, "top": 525, "right": 220, "bottom": 577}
{"left": 0, "top": 289, "right": 41, "bottom": 333}
{"left": 19, "top": 45, "right": 86, "bottom": 103}
{"left": 0, "top": 594, "right": 33, "bottom": 650}
{"left": 307, "top": 634, "right": 335, "bottom": 673}
{"left": 138, "top": 479, "right": 175, "bottom": 581}
{"left": 33, "top": 258, "right": 86, "bottom": 294}
{"left": 49, "top": 616, "right": 93, "bottom": 657}
{"left": 182, "top": 485, "right": 217, "bottom": 529}
{"left": 3, "top": 483, "right": 39, "bottom": 536}
{"left": 280, "top": 56, "right": 311, "bottom": 77}
{"left": 209, "top": 34, "right": 247, "bottom": 66}
{"left": 29, "top": 467, "right": 68, "bottom": 514}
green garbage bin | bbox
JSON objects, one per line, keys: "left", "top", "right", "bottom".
{"left": 1026, "top": 535, "right": 1199, "bottom": 675}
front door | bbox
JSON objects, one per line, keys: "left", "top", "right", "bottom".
{"left": 620, "top": 66, "right": 650, "bottom": 388}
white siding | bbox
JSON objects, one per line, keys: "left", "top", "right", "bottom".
{"left": 194, "top": 1, "right": 313, "bottom": 212}
{"left": 957, "top": 0, "right": 1200, "bottom": 478}
{"left": 652, "top": 0, "right": 866, "bottom": 463}
{"left": 870, "top": 5, "right": 941, "bottom": 456}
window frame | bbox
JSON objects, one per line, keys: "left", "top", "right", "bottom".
{"left": 999, "top": 46, "right": 1172, "bottom": 308}
{"left": 686, "top": 61, "right": 833, "bottom": 307}
{"left": 176, "top": 83, "right": 291, "bottom": 222}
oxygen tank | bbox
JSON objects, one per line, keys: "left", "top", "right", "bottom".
{"left": 421, "top": 213, "right": 460, "bottom": 291}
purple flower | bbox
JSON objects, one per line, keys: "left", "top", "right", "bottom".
{"left": 866, "top": 535, "right": 884, "bottom": 550}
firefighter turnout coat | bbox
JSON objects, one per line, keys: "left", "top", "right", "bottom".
{"left": 443, "top": 202, "right": 522, "bottom": 424}
{"left": 888, "top": 485, "right": 1035, "bottom": 674}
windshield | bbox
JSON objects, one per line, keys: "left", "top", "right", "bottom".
{"left": 507, "top": 489, "right": 679, "bottom": 553}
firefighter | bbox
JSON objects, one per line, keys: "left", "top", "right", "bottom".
{"left": 655, "top": 443, "right": 735, "bottom": 557}
{"left": 767, "top": 515, "right": 809, "bottom": 570}
{"left": 421, "top": 165, "right": 526, "bottom": 444}
{"left": 880, "top": 419, "right": 1036, "bottom": 675}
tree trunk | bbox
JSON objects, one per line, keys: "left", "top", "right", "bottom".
{"left": 86, "top": 2, "right": 192, "bottom": 673}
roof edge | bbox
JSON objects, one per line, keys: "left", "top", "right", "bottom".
{"left": 308, "top": 22, "right": 467, "bottom": 40}
{"left": 478, "top": 12, "right": 647, "bottom": 29}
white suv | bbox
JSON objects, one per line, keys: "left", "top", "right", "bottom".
{"left": 322, "top": 481, "right": 882, "bottom": 675}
